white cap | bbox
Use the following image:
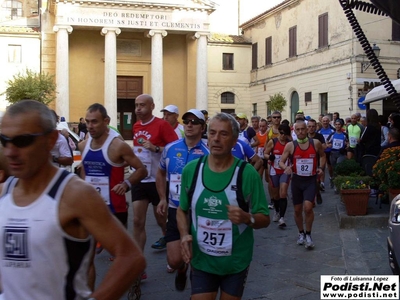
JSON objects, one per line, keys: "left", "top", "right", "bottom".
{"left": 160, "top": 105, "right": 179, "bottom": 114}
{"left": 182, "top": 109, "right": 206, "bottom": 121}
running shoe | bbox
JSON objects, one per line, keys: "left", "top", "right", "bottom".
{"left": 316, "top": 192, "right": 323, "bottom": 204}
{"left": 175, "top": 264, "right": 188, "bottom": 291}
{"left": 320, "top": 182, "right": 325, "bottom": 192}
{"left": 278, "top": 217, "right": 286, "bottom": 228}
{"left": 297, "top": 233, "right": 306, "bottom": 245}
{"left": 305, "top": 234, "right": 315, "bottom": 249}
{"left": 127, "top": 277, "right": 141, "bottom": 300}
{"left": 167, "top": 264, "right": 175, "bottom": 273}
{"left": 329, "top": 177, "right": 334, "bottom": 188}
{"left": 272, "top": 211, "right": 280, "bottom": 222}
{"left": 151, "top": 237, "right": 166, "bottom": 250}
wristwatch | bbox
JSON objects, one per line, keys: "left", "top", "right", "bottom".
{"left": 155, "top": 146, "right": 160, "bottom": 153}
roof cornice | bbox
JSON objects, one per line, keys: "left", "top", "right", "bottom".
{"left": 240, "top": 0, "right": 299, "bottom": 29}
{"left": 54, "top": 0, "right": 216, "bottom": 13}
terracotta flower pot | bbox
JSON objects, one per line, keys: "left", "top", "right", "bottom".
{"left": 341, "top": 189, "right": 371, "bottom": 216}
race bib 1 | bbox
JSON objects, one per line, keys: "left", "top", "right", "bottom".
{"left": 197, "top": 216, "right": 232, "bottom": 257}
{"left": 169, "top": 173, "right": 182, "bottom": 203}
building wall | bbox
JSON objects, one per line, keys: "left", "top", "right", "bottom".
{"left": 0, "top": 32, "right": 40, "bottom": 111}
{"left": 241, "top": 0, "right": 400, "bottom": 121}
{"left": 64, "top": 29, "right": 198, "bottom": 121}
{"left": 207, "top": 42, "right": 252, "bottom": 117}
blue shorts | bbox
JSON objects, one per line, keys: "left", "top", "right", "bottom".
{"left": 291, "top": 174, "right": 317, "bottom": 205}
{"left": 270, "top": 173, "right": 291, "bottom": 188}
{"left": 190, "top": 266, "right": 249, "bottom": 297}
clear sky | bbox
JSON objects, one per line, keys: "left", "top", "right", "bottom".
{"left": 209, "top": 0, "right": 284, "bottom": 34}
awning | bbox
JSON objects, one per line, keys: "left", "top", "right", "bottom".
{"left": 362, "top": 79, "right": 400, "bottom": 104}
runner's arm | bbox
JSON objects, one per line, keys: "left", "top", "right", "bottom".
{"left": 279, "top": 142, "right": 293, "bottom": 174}
{"left": 263, "top": 139, "right": 274, "bottom": 160}
{"left": 156, "top": 168, "right": 168, "bottom": 216}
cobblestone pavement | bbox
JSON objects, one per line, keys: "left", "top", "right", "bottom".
{"left": 94, "top": 178, "right": 392, "bottom": 299}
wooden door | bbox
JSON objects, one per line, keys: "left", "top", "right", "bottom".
{"left": 117, "top": 76, "right": 143, "bottom": 140}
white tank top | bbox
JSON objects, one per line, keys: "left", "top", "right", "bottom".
{"left": 0, "top": 169, "right": 93, "bottom": 300}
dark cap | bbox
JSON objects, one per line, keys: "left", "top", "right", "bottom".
{"left": 201, "top": 110, "right": 208, "bottom": 115}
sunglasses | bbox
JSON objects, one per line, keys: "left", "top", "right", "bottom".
{"left": 279, "top": 131, "right": 286, "bottom": 135}
{"left": 183, "top": 119, "right": 203, "bottom": 125}
{"left": 272, "top": 116, "right": 281, "bottom": 119}
{"left": 0, "top": 131, "right": 52, "bottom": 148}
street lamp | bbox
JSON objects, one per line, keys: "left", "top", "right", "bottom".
{"left": 361, "top": 43, "right": 381, "bottom": 73}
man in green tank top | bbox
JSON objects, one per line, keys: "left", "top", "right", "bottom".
{"left": 177, "top": 113, "right": 270, "bottom": 299}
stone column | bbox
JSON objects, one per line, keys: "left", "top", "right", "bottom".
{"left": 194, "top": 32, "right": 209, "bottom": 110}
{"left": 101, "top": 27, "right": 121, "bottom": 128}
{"left": 53, "top": 25, "right": 72, "bottom": 120}
{"left": 147, "top": 30, "right": 167, "bottom": 111}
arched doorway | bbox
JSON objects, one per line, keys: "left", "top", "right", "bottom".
{"left": 291, "top": 91, "right": 299, "bottom": 123}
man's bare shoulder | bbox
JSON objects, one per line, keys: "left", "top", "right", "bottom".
{"left": 78, "top": 139, "right": 87, "bottom": 152}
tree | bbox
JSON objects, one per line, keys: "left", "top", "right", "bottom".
{"left": 1, "top": 69, "right": 56, "bottom": 105}
{"left": 268, "top": 92, "right": 287, "bottom": 112}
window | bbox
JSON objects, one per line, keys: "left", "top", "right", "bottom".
{"left": 221, "top": 109, "right": 235, "bottom": 114}
{"left": 252, "top": 103, "right": 257, "bottom": 116}
{"left": 1, "top": 0, "right": 22, "bottom": 21}
{"left": 265, "top": 37, "right": 272, "bottom": 65}
{"left": 318, "top": 13, "right": 328, "bottom": 48}
{"left": 222, "top": 53, "right": 234, "bottom": 70}
{"left": 393, "top": 20, "right": 400, "bottom": 41}
{"left": 8, "top": 44, "right": 21, "bottom": 63}
{"left": 221, "top": 92, "right": 235, "bottom": 104}
{"left": 305, "top": 92, "right": 312, "bottom": 102}
{"left": 252, "top": 43, "right": 258, "bottom": 70}
{"left": 289, "top": 26, "right": 297, "bottom": 58}
{"left": 320, "top": 93, "right": 328, "bottom": 115}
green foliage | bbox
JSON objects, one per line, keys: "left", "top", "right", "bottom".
{"left": 267, "top": 92, "right": 287, "bottom": 112}
{"left": 334, "top": 159, "right": 364, "bottom": 176}
{"left": 333, "top": 175, "right": 372, "bottom": 192}
{"left": 1, "top": 69, "right": 56, "bottom": 105}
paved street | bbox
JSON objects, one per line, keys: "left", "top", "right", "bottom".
{"left": 94, "top": 178, "right": 392, "bottom": 299}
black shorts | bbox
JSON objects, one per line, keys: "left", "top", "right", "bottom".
{"left": 262, "top": 158, "right": 268, "bottom": 169}
{"left": 114, "top": 212, "right": 128, "bottom": 228}
{"left": 164, "top": 207, "right": 180, "bottom": 243}
{"left": 131, "top": 182, "right": 160, "bottom": 206}
{"left": 291, "top": 174, "right": 317, "bottom": 205}
{"left": 190, "top": 266, "right": 249, "bottom": 297}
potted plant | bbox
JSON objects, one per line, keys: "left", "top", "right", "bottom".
{"left": 373, "top": 146, "right": 400, "bottom": 201}
{"left": 337, "top": 176, "right": 372, "bottom": 216}
{"left": 333, "top": 159, "right": 365, "bottom": 193}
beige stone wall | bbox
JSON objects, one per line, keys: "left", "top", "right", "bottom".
{"left": 0, "top": 32, "right": 40, "bottom": 111}
{"left": 241, "top": 0, "right": 400, "bottom": 120}
{"left": 65, "top": 29, "right": 197, "bottom": 121}
{"left": 207, "top": 43, "right": 252, "bottom": 117}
